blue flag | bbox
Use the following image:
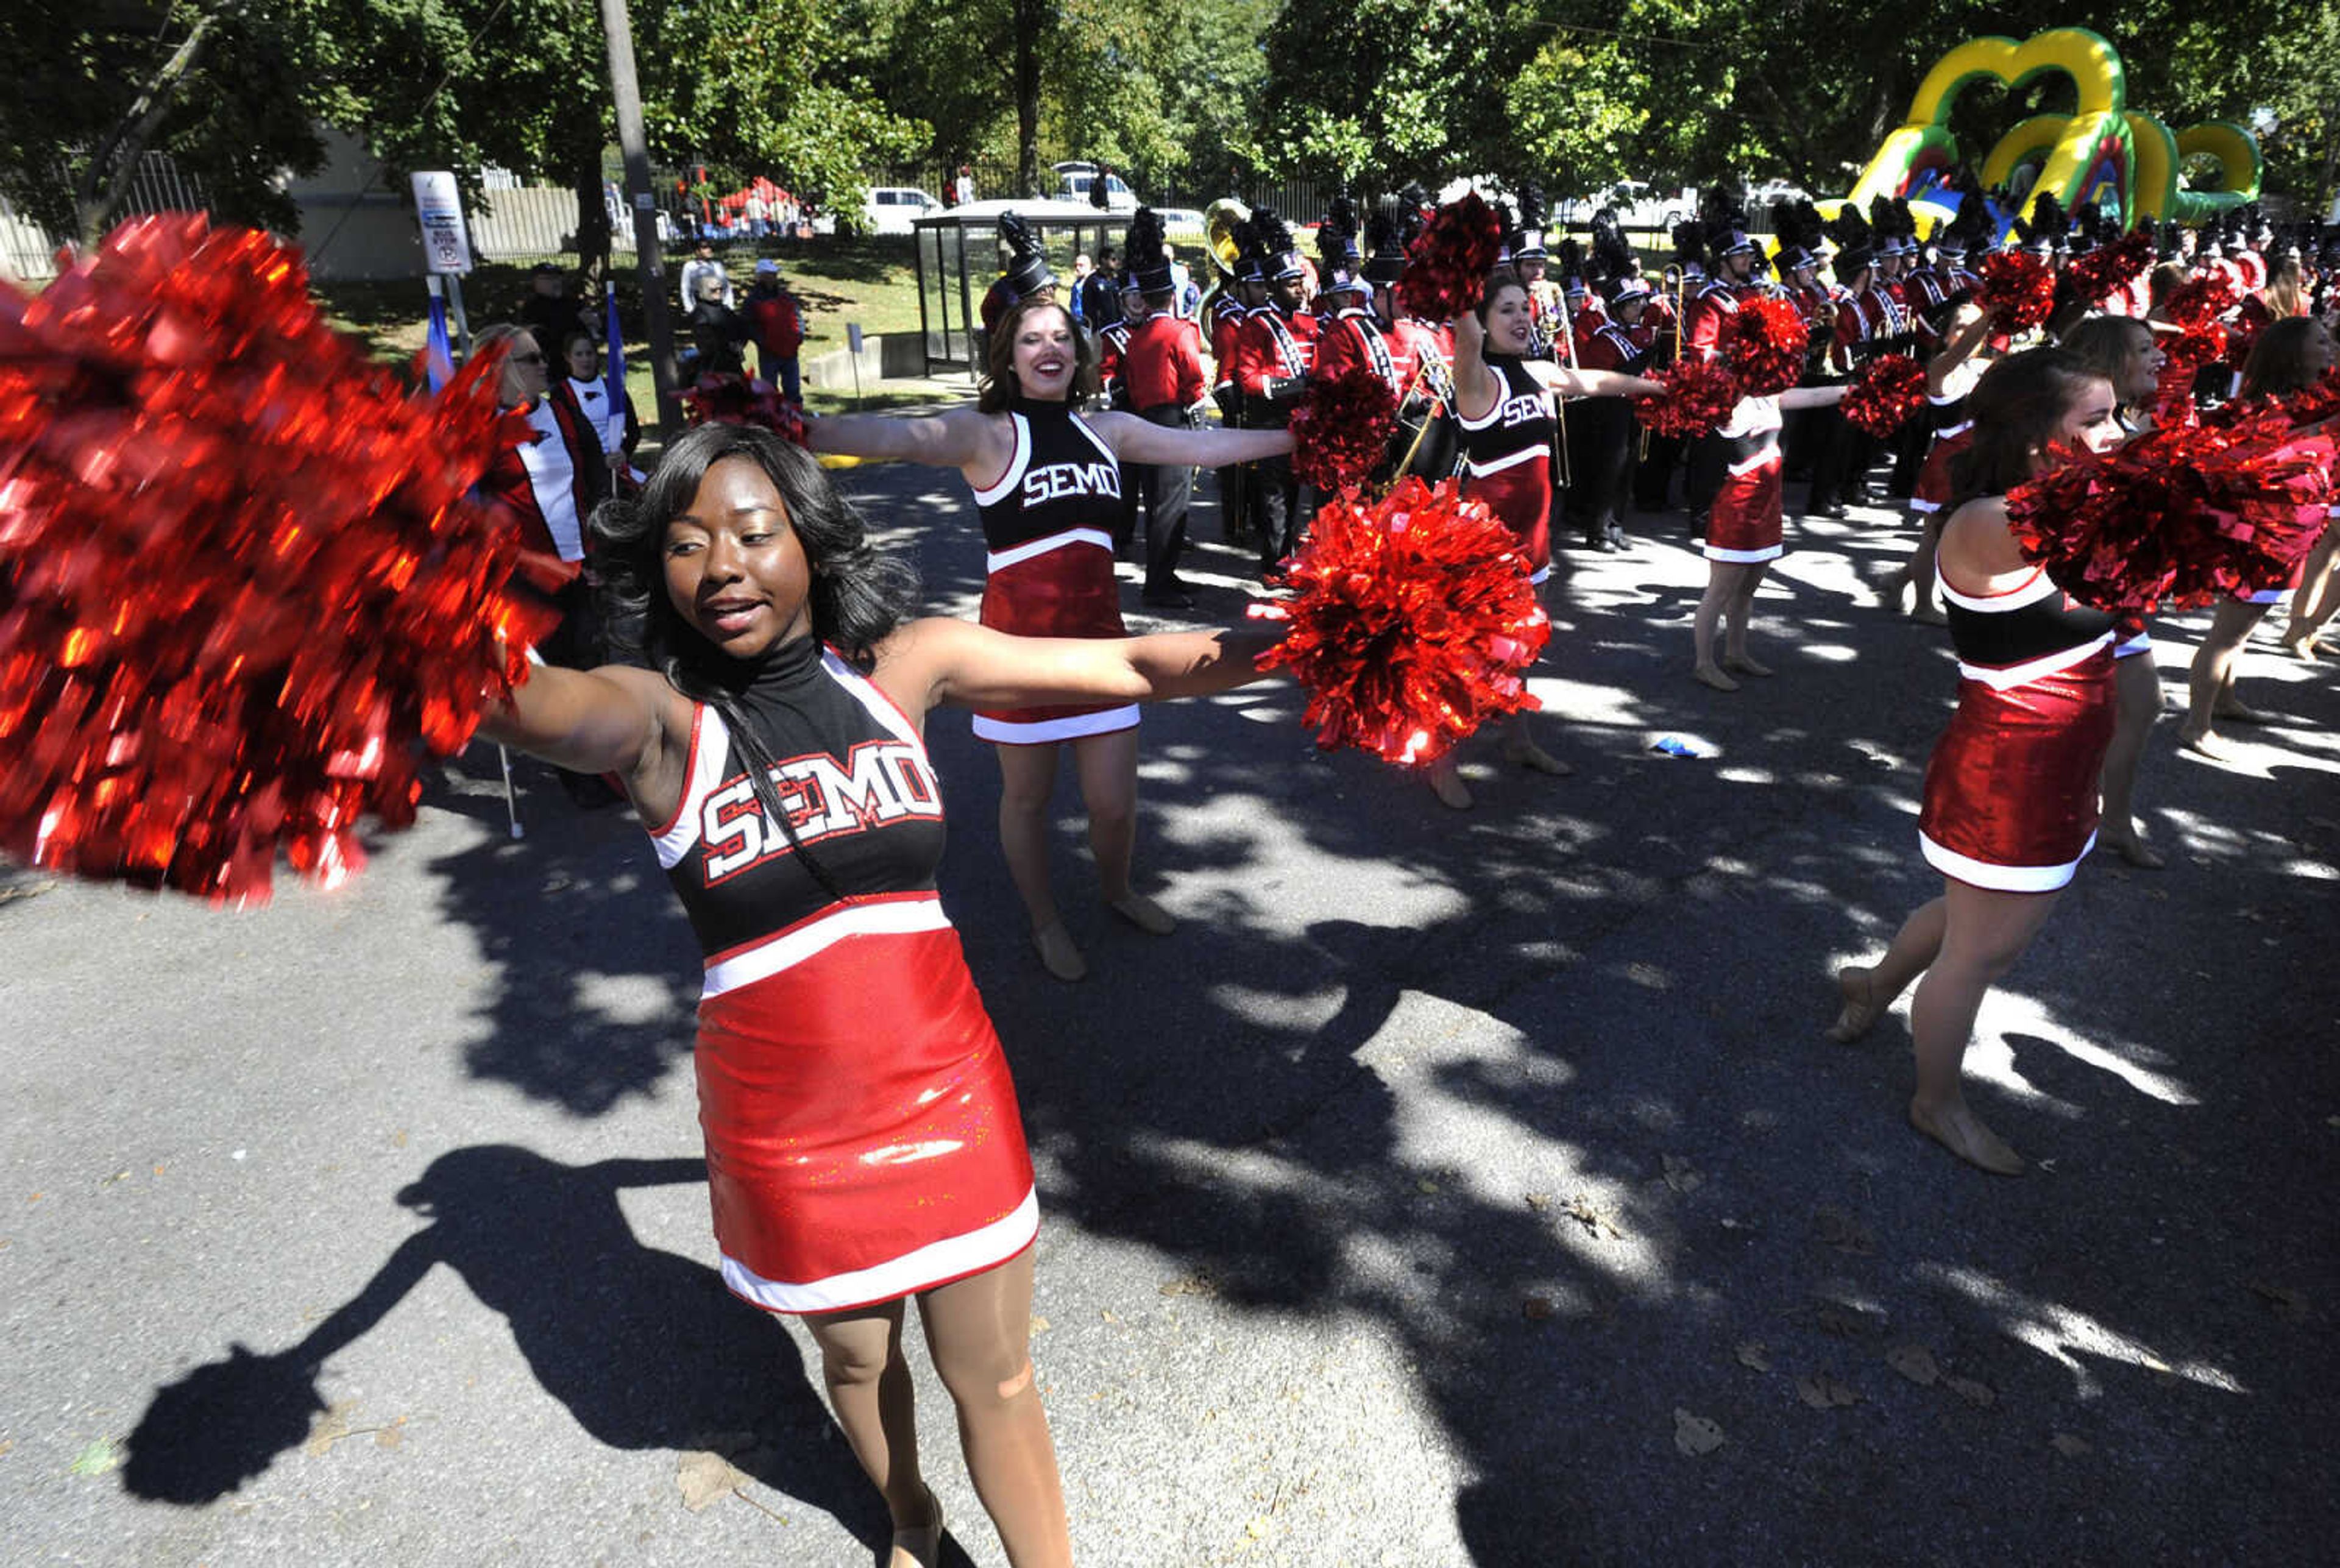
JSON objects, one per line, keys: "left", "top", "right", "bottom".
{"left": 603, "top": 291, "right": 626, "bottom": 443}
{"left": 423, "top": 294, "right": 455, "bottom": 392}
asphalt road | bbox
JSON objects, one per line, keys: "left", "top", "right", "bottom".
{"left": 4, "top": 459, "right": 2336, "bottom": 1567}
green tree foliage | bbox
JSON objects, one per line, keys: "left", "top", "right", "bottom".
{"left": 1, "top": 1, "right": 335, "bottom": 243}
{"left": 1260, "top": 0, "right": 2340, "bottom": 212}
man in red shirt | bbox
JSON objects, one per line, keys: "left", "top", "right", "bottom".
{"left": 1235, "top": 211, "right": 1316, "bottom": 575}
{"left": 742, "top": 260, "right": 805, "bottom": 402}
{"left": 1121, "top": 219, "right": 1210, "bottom": 606}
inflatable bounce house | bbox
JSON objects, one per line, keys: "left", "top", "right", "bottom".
{"left": 1828, "top": 27, "right": 2262, "bottom": 240}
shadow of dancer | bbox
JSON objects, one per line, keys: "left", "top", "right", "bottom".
{"left": 122, "top": 1145, "right": 880, "bottom": 1545}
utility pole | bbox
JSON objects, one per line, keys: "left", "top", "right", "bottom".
{"left": 597, "top": 0, "right": 681, "bottom": 431}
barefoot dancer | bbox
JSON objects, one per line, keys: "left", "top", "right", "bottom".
{"left": 1689, "top": 380, "right": 1849, "bottom": 690}
{"left": 1828, "top": 349, "right": 2125, "bottom": 1176}
{"left": 1434, "top": 266, "right": 1661, "bottom": 808}
{"left": 809, "top": 297, "right": 1291, "bottom": 980}
{"left": 480, "top": 424, "right": 1282, "bottom": 1564}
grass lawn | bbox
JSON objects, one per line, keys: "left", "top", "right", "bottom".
{"left": 316, "top": 234, "right": 927, "bottom": 378}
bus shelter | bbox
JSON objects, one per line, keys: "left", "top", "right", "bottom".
{"left": 911, "top": 201, "right": 1124, "bottom": 375}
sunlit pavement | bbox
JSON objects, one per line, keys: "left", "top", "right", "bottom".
{"left": 4, "top": 463, "right": 2334, "bottom": 1566}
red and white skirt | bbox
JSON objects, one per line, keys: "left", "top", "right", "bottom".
{"left": 974, "top": 531, "right": 1138, "bottom": 743}
{"left": 1910, "top": 425, "right": 1973, "bottom": 516}
{"left": 695, "top": 895, "right": 1038, "bottom": 1314}
{"left": 1461, "top": 461, "right": 1553, "bottom": 584}
{"left": 1705, "top": 447, "right": 1784, "bottom": 562}
{"left": 1917, "top": 646, "right": 2116, "bottom": 892}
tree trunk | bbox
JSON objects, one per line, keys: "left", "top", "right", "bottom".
{"left": 571, "top": 155, "right": 612, "bottom": 278}
{"left": 75, "top": 7, "right": 219, "bottom": 247}
{"left": 1014, "top": 0, "right": 1043, "bottom": 198}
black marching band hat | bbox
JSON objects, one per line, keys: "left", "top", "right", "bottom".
{"left": 1826, "top": 202, "right": 1874, "bottom": 282}
{"left": 1319, "top": 195, "right": 1369, "bottom": 294}
{"left": 1702, "top": 183, "right": 1759, "bottom": 260}
{"left": 1555, "top": 236, "right": 1589, "bottom": 299}
{"left": 1670, "top": 218, "right": 1708, "bottom": 282}
{"left": 1771, "top": 197, "right": 1826, "bottom": 272}
{"left": 1364, "top": 207, "right": 1408, "bottom": 286}
{"left": 1124, "top": 208, "right": 1174, "bottom": 294}
{"left": 2013, "top": 192, "right": 2068, "bottom": 255}
{"left": 1512, "top": 185, "right": 1550, "bottom": 263}
{"left": 1592, "top": 209, "right": 1651, "bottom": 304}
{"left": 1254, "top": 205, "right": 1306, "bottom": 282}
{"left": 999, "top": 211, "right": 1056, "bottom": 297}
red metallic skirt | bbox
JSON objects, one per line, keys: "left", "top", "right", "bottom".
{"left": 1461, "top": 460, "right": 1553, "bottom": 583}
{"left": 1705, "top": 449, "right": 1784, "bottom": 562}
{"left": 1917, "top": 647, "right": 2116, "bottom": 892}
{"left": 974, "top": 532, "right": 1138, "bottom": 743}
{"left": 1911, "top": 427, "right": 1973, "bottom": 515}
{"left": 694, "top": 895, "right": 1038, "bottom": 1313}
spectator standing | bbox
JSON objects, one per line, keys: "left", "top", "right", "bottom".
{"left": 954, "top": 165, "right": 975, "bottom": 207}
{"left": 1068, "top": 254, "right": 1094, "bottom": 322}
{"left": 1077, "top": 247, "right": 1119, "bottom": 334}
{"left": 743, "top": 258, "right": 806, "bottom": 402}
{"left": 687, "top": 273, "right": 751, "bottom": 378}
{"left": 517, "top": 263, "right": 593, "bottom": 358}
{"left": 743, "top": 190, "right": 770, "bottom": 239}
{"left": 678, "top": 239, "right": 732, "bottom": 313}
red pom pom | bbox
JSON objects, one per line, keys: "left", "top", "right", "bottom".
{"left": 2006, "top": 408, "right": 2335, "bottom": 615}
{"left": 1289, "top": 367, "right": 1399, "bottom": 494}
{"left": 0, "top": 215, "right": 564, "bottom": 904}
{"left": 2163, "top": 273, "right": 2239, "bottom": 333}
{"left": 1634, "top": 356, "right": 1742, "bottom": 439}
{"left": 2280, "top": 367, "right": 2340, "bottom": 428}
{"left": 1255, "top": 477, "right": 1548, "bottom": 765}
{"left": 1398, "top": 193, "right": 1503, "bottom": 322}
{"left": 1841, "top": 353, "right": 1928, "bottom": 438}
{"left": 1977, "top": 252, "right": 2055, "bottom": 332}
{"left": 2161, "top": 321, "right": 2228, "bottom": 372}
{"left": 2059, "top": 231, "right": 2155, "bottom": 306}
{"left": 682, "top": 372, "right": 806, "bottom": 445}
{"left": 1722, "top": 294, "right": 1809, "bottom": 396}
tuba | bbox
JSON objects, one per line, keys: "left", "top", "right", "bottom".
{"left": 1204, "top": 197, "right": 1252, "bottom": 279}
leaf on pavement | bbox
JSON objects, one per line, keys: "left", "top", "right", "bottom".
{"left": 2051, "top": 1431, "right": 2091, "bottom": 1457}
{"left": 1797, "top": 1372, "right": 1862, "bottom": 1409}
{"left": 1663, "top": 1155, "right": 1703, "bottom": 1194}
{"left": 1526, "top": 1192, "right": 1554, "bottom": 1211}
{"left": 1887, "top": 1344, "right": 1940, "bottom": 1386}
{"left": 1814, "top": 1299, "right": 1887, "bottom": 1339}
{"left": 67, "top": 1438, "right": 118, "bottom": 1477}
{"left": 1673, "top": 1408, "right": 1726, "bottom": 1455}
{"left": 2247, "top": 1281, "right": 2310, "bottom": 1322}
{"left": 677, "top": 1449, "right": 747, "bottom": 1513}
{"left": 1158, "top": 1273, "right": 1219, "bottom": 1298}
{"left": 1945, "top": 1375, "right": 1996, "bottom": 1408}
{"left": 304, "top": 1399, "right": 360, "bottom": 1457}
{"left": 1562, "top": 1194, "right": 1622, "bottom": 1239}
{"left": 1522, "top": 1293, "right": 1558, "bottom": 1321}
{"left": 1812, "top": 1206, "right": 1875, "bottom": 1255}
{"left": 1735, "top": 1341, "right": 1771, "bottom": 1373}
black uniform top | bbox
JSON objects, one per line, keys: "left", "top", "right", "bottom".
{"left": 659, "top": 636, "right": 946, "bottom": 962}
{"left": 1456, "top": 355, "right": 1555, "bottom": 471}
{"left": 974, "top": 397, "right": 1124, "bottom": 553}
{"left": 1942, "top": 556, "right": 2117, "bottom": 672}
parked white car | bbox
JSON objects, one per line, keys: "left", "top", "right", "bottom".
{"left": 863, "top": 186, "right": 942, "bottom": 234}
{"left": 1051, "top": 161, "right": 1139, "bottom": 212}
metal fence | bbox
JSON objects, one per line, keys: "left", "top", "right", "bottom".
{"left": 1, "top": 152, "right": 215, "bottom": 282}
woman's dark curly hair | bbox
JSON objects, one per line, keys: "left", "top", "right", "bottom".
{"left": 586, "top": 422, "right": 919, "bottom": 898}
{"left": 1948, "top": 346, "right": 2107, "bottom": 509}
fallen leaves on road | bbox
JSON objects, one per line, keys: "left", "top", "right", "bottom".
{"left": 676, "top": 1449, "right": 749, "bottom": 1513}
{"left": 1796, "top": 1372, "right": 1862, "bottom": 1409}
{"left": 1029, "top": 1315, "right": 1051, "bottom": 1335}
{"left": 1662, "top": 1155, "right": 1703, "bottom": 1194}
{"left": 2247, "top": 1281, "right": 2310, "bottom": 1322}
{"left": 1945, "top": 1375, "right": 1996, "bottom": 1408}
{"left": 1887, "top": 1345, "right": 1940, "bottom": 1386}
{"left": 1158, "top": 1273, "right": 1219, "bottom": 1299}
{"left": 304, "top": 1400, "right": 360, "bottom": 1456}
{"left": 68, "top": 1438, "right": 117, "bottom": 1477}
{"left": 1526, "top": 1192, "right": 1553, "bottom": 1211}
{"left": 1812, "top": 1206, "right": 1875, "bottom": 1256}
{"left": 1561, "top": 1194, "right": 1622, "bottom": 1240}
{"left": 2051, "top": 1431, "right": 2091, "bottom": 1457}
{"left": 1522, "top": 1294, "right": 1558, "bottom": 1321}
{"left": 1735, "top": 1341, "right": 1771, "bottom": 1373}
{"left": 1673, "top": 1408, "right": 1726, "bottom": 1455}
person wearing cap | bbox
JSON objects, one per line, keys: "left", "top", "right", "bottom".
{"left": 1119, "top": 216, "right": 1211, "bottom": 608}
{"left": 1206, "top": 248, "right": 1259, "bottom": 544}
{"left": 1804, "top": 235, "right": 1884, "bottom": 517}
{"left": 980, "top": 242, "right": 1057, "bottom": 336}
{"left": 1683, "top": 229, "right": 1764, "bottom": 361}
{"left": 1235, "top": 213, "right": 1319, "bottom": 577}
{"left": 1514, "top": 234, "right": 1561, "bottom": 360}
{"left": 742, "top": 258, "right": 805, "bottom": 402}
{"left": 1076, "top": 246, "right": 1119, "bottom": 332}
{"left": 685, "top": 270, "right": 751, "bottom": 378}
{"left": 678, "top": 239, "right": 732, "bottom": 314}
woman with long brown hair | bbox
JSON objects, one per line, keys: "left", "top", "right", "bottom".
{"left": 1827, "top": 349, "right": 2127, "bottom": 1174}
{"left": 2057, "top": 313, "right": 2172, "bottom": 865}
{"left": 807, "top": 296, "right": 1291, "bottom": 979}
{"left": 2178, "top": 316, "right": 2336, "bottom": 756}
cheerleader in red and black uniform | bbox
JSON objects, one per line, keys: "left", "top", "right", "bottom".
{"left": 809, "top": 296, "right": 1291, "bottom": 980}
{"left": 1893, "top": 301, "right": 1997, "bottom": 624}
{"left": 1689, "top": 375, "right": 1851, "bottom": 689}
{"left": 481, "top": 421, "right": 1284, "bottom": 1566}
{"left": 2179, "top": 317, "right": 2338, "bottom": 756}
{"left": 1430, "top": 269, "right": 1661, "bottom": 809}
{"left": 1828, "top": 349, "right": 2127, "bottom": 1175}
